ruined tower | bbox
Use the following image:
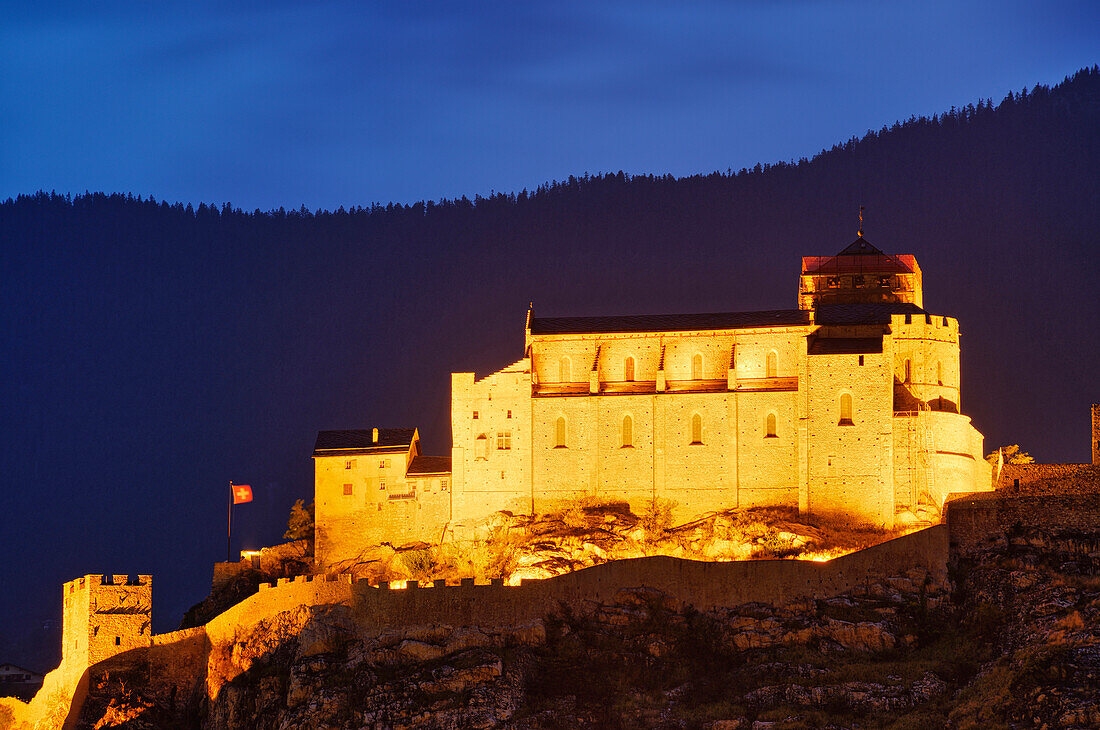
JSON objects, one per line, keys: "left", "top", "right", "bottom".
{"left": 62, "top": 574, "right": 151, "bottom": 671}
{"left": 1092, "top": 403, "right": 1099, "bottom": 466}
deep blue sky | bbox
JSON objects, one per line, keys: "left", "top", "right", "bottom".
{"left": 3, "top": 1, "right": 1098, "bottom": 211}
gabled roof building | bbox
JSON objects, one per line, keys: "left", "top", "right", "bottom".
{"left": 313, "top": 236, "right": 991, "bottom": 569}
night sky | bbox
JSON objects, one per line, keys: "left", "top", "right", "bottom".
{"left": 2, "top": 2, "right": 1099, "bottom": 672}
{"left": 3, "top": 2, "right": 1098, "bottom": 209}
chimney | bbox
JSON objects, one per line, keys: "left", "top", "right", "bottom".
{"left": 372, "top": 427, "right": 379, "bottom": 444}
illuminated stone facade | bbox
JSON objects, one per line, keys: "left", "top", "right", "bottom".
{"left": 315, "top": 237, "right": 992, "bottom": 568}
{"left": 61, "top": 574, "right": 151, "bottom": 671}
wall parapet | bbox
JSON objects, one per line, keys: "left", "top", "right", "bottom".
{"left": 229, "top": 527, "right": 947, "bottom": 638}
{"left": 151, "top": 626, "right": 207, "bottom": 646}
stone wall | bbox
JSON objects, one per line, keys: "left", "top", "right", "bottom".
{"left": 214, "top": 525, "right": 947, "bottom": 638}
{"left": 995, "top": 463, "right": 1100, "bottom": 495}
{"left": 946, "top": 493, "right": 1100, "bottom": 554}
{"left": 1093, "top": 403, "right": 1099, "bottom": 466}
{"left": 61, "top": 574, "right": 152, "bottom": 670}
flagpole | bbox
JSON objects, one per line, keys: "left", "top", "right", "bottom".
{"left": 227, "top": 481, "right": 233, "bottom": 562}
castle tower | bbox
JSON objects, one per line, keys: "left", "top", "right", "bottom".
{"left": 1092, "top": 403, "right": 1099, "bottom": 466}
{"left": 62, "top": 575, "right": 151, "bottom": 670}
{"left": 799, "top": 236, "right": 923, "bottom": 310}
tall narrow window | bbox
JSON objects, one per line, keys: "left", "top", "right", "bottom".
{"left": 622, "top": 415, "right": 633, "bottom": 448}
{"left": 559, "top": 357, "right": 570, "bottom": 382}
{"left": 936, "top": 361, "right": 943, "bottom": 385}
{"left": 766, "top": 351, "right": 778, "bottom": 378}
{"left": 903, "top": 359, "right": 911, "bottom": 384}
{"left": 624, "top": 356, "right": 635, "bottom": 382}
{"left": 692, "top": 353, "right": 703, "bottom": 380}
{"left": 554, "top": 416, "right": 566, "bottom": 448}
{"left": 839, "top": 393, "right": 854, "bottom": 425}
{"left": 691, "top": 413, "right": 703, "bottom": 444}
{"left": 765, "top": 413, "right": 777, "bottom": 438}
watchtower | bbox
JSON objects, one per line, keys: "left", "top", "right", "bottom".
{"left": 61, "top": 574, "right": 152, "bottom": 670}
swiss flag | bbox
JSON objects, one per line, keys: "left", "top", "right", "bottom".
{"left": 232, "top": 484, "right": 253, "bottom": 505}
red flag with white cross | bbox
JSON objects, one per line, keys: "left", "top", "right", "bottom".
{"left": 232, "top": 483, "right": 253, "bottom": 504}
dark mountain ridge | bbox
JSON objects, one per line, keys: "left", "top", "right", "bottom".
{"left": 1, "top": 66, "right": 1098, "bottom": 672}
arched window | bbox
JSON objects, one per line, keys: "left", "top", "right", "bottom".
{"left": 476, "top": 433, "right": 489, "bottom": 459}
{"left": 691, "top": 413, "right": 702, "bottom": 444}
{"left": 554, "top": 416, "right": 566, "bottom": 448}
{"left": 765, "top": 413, "right": 777, "bottom": 438}
{"left": 622, "top": 414, "right": 633, "bottom": 447}
{"left": 624, "top": 356, "right": 635, "bottom": 382}
{"left": 903, "top": 359, "right": 911, "bottom": 384}
{"left": 839, "top": 393, "right": 854, "bottom": 425}
{"left": 692, "top": 353, "right": 703, "bottom": 380}
{"left": 936, "top": 361, "right": 943, "bottom": 386}
{"left": 559, "top": 357, "right": 571, "bottom": 383}
{"left": 766, "top": 351, "right": 778, "bottom": 378}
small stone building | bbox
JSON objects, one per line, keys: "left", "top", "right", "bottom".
{"left": 315, "top": 236, "right": 993, "bottom": 569}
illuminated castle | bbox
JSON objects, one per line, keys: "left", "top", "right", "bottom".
{"left": 313, "top": 235, "right": 992, "bottom": 569}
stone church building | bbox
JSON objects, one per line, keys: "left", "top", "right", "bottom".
{"left": 313, "top": 237, "right": 992, "bottom": 568}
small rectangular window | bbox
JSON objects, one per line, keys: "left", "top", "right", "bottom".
{"left": 115, "top": 636, "right": 121, "bottom": 646}
{"left": 441, "top": 478, "right": 449, "bottom": 490}
{"left": 345, "top": 459, "right": 355, "bottom": 470}
{"left": 904, "top": 314, "right": 911, "bottom": 324}
{"left": 379, "top": 459, "right": 386, "bottom": 469}
{"left": 380, "top": 480, "right": 386, "bottom": 490}
{"left": 858, "top": 355, "right": 864, "bottom": 366}
{"left": 343, "top": 484, "right": 353, "bottom": 496}
{"left": 473, "top": 410, "right": 479, "bottom": 419}
{"left": 507, "top": 410, "right": 512, "bottom": 419}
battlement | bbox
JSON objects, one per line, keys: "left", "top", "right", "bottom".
{"left": 62, "top": 572, "right": 152, "bottom": 671}
{"left": 64, "top": 574, "right": 153, "bottom": 591}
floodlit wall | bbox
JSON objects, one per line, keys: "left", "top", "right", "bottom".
{"left": 890, "top": 314, "right": 962, "bottom": 411}
{"left": 62, "top": 574, "right": 152, "bottom": 670}
{"left": 451, "top": 360, "right": 534, "bottom": 524}
{"left": 515, "top": 328, "right": 806, "bottom": 521}
{"left": 893, "top": 411, "right": 990, "bottom": 509}
{"left": 804, "top": 348, "right": 894, "bottom": 527}
{"left": 223, "top": 526, "right": 947, "bottom": 633}
{"left": 316, "top": 437, "right": 453, "bottom": 567}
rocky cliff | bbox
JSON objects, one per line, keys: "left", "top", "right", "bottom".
{"left": 20, "top": 514, "right": 1091, "bottom": 729}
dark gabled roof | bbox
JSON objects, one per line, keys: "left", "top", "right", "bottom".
{"left": 814, "top": 302, "right": 926, "bottom": 325}
{"left": 0, "top": 663, "right": 41, "bottom": 676}
{"left": 407, "top": 455, "right": 452, "bottom": 475}
{"left": 313, "top": 428, "right": 416, "bottom": 456}
{"left": 802, "top": 236, "right": 916, "bottom": 275}
{"left": 808, "top": 337, "right": 884, "bottom": 355}
{"left": 836, "top": 236, "right": 887, "bottom": 256}
{"left": 530, "top": 309, "right": 810, "bottom": 335}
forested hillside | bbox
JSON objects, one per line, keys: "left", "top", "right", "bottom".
{"left": 1, "top": 66, "right": 1097, "bottom": 671}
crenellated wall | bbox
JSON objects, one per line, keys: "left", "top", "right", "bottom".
{"left": 213, "top": 525, "right": 947, "bottom": 637}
